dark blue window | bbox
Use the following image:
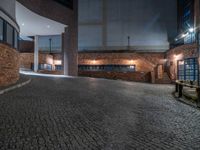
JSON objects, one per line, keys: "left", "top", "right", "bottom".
{"left": 0, "top": 18, "right": 3, "bottom": 41}
{"left": 39, "top": 64, "right": 52, "bottom": 71}
{"left": 55, "top": 65, "right": 63, "bottom": 71}
{"left": 78, "top": 65, "right": 136, "bottom": 72}
{"left": 178, "top": 58, "right": 198, "bottom": 81}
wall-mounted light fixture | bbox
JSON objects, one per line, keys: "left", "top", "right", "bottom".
{"left": 189, "top": 28, "right": 194, "bottom": 33}
{"left": 174, "top": 27, "right": 195, "bottom": 42}
{"left": 181, "top": 33, "right": 188, "bottom": 38}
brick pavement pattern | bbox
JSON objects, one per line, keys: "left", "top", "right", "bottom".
{"left": 0, "top": 76, "right": 200, "bottom": 150}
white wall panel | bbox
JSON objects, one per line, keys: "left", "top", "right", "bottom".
{"left": 78, "top": 25, "right": 102, "bottom": 50}
{"left": 79, "top": 0, "right": 102, "bottom": 23}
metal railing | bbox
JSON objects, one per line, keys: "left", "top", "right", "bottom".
{"left": 175, "top": 80, "right": 200, "bottom": 107}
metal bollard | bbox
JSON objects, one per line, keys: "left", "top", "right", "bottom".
{"left": 175, "top": 83, "right": 178, "bottom": 92}
{"left": 196, "top": 88, "right": 200, "bottom": 107}
{"left": 178, "top": 84, "right": 183, "bottom": 97}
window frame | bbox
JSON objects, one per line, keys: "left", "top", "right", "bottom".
{"left": 0, "top": 16, "right": 19, "bottom": 50}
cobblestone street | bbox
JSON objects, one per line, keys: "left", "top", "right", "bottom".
{"left": 0, "top": 76, "right": 200, "bottom": 150}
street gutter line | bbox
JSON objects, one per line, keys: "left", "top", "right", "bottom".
{"left": 0, "top": 79, "right": 31, "bottom": 95}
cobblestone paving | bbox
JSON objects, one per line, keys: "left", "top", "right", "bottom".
{"left": 0, "top": 76, "right": 200, "bottom": 150}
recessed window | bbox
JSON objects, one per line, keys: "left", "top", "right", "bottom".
{"left": 0, "top": 18, "right": 19, "bottom": 49}
{"left": 78, "top": 65, "right": 136, "bottom": 72}
{"left": 0, "top": 18, "right": 3, "bottom": 41}
{"left": 14, "top": 30, "right": 18, "bottom": 49}
{"left": 6, "top": 23, "right": 14, "bottom": 46}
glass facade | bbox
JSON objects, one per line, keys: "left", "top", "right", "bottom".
{"left": 0, "top": 17, "right": 19, "bottom": 49}
{"left": 38, "top": 64, "right": 52, "bottom": 71}
{"left": 14, "top": 30, "right": 18, "bottom": 49}
{"left": 55, "top": 65, "right": 63, "bottom": 71}
{"left": 0, "top": 18, "right": 3, "bottom": 41}
{"left": 177, "top": 0, "right": 194, "bottom": 44}
{"left": 79, "top": 65, "right": 136, "bottom": 73}
{"left": 178, "top": 0, "right": 194, "bottom": 32}
{"left": 178, "top": 58, "right": 198, "bottom": 81}
{"left": 6, "top": 23, "right": 14, "bottom": 46}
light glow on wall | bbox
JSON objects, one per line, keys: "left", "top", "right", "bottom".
{"left": 46, "top": 57, "right": 53, "bottom": 65}
{"left": 174, "top": 54, "right": 183, "bottom": 61}
{"left": 129, "top": 60, "right": 135, "bottom": 64}
{"left": 92, "top": 59, "right": 96, "bottom": 64}
{"left": 54, "top": 60, "right": 62, "bottom": 65}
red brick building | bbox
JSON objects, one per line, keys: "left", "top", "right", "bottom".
{"left": 77, "top": 0, "right": 200, "bottom": 84}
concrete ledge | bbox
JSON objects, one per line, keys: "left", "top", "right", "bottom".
{"left": 0, "top": 76, "right": 31, "bottom": 95}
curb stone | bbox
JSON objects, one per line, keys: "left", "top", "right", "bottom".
{"left": 0, "top": 79, "right": 31, "bottom": 95}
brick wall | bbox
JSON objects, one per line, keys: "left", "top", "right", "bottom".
{"left": 20, "top": 53, "right": 55, "bottom": 69}
{"left": 19, "top": 53, "right": 34, "bottom": 69}
{"left": 78, "top": 52, "right": 165, "bottom": 82}
{"left": 0, "top": 44, "right": 19, "bottom": 86}
{"left": 19, "top": 40, "right": 34, "bottom": 53}
{"left": 79, "top": 52, "right": 164, "bottom": 72}
{"left": 79, "top": 71, "right": 151, "bottom": 82}
{"left": 19, "top": 53, "right": 64, "bottom": 74}
{"left": 166, "top": 44, "right": 198, "bottom": 80}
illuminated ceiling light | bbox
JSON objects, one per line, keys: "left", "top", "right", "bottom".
{"left": 189, "top": 28, "right": 194, "bottom": 33}
{"left": 175, "top": 38, "right": 178, "bottom": 41}
{"left": 47, "top": 25, "right": 50, "bottom": 28}
{"left": 22, "top": 23, "right": 25, "bottom": 26}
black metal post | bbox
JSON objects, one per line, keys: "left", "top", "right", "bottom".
{"left": 175, "top": 83, "right": 179, "bottom": 92}
{"left": 195, "top": 27, "right": 200, "bottom": 106}
{"left": 178, "top": 84, "right": 183, "bottom": 97}
{"left": 197, "top": 30, "right": 200, "bottom": 86}
{"left": 196, "top": 88, "right": 200, "bottom": 107}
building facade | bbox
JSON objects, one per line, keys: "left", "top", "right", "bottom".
{"left": 18, "top": 0, "right": 78, "bottom": 76}
{"left": 0, "top": 0, "right": 78, "bottom": 86}
{"left": 77, "top": 0, "right": 200, "bottom": 84}
{"left": 0, "top": 0, "right": 20, "bottom": 86}
{"left": 167, "top": 0, "right": 199, "bottom": 84}
{"left": 78, "top": 0, "right": 177, "bottom": 52}
{"left": 78, "top": 0, "right": 178, "bottom": 83}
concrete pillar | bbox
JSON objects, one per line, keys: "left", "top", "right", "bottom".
{"left": 34, "top": 35, "right": 39, "bottom": 72}
{"left": 63, "top": 28, "right": 69, "bottom": 75}
{"left": 62, "top": 0, "right": 78, "bottom": 76}
{"left": 62, "top": 24, "right": 78, "bottom": 76}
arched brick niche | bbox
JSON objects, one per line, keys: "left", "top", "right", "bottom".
{"left": 0, "top": 44, "right": 19, "bottom": 86}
